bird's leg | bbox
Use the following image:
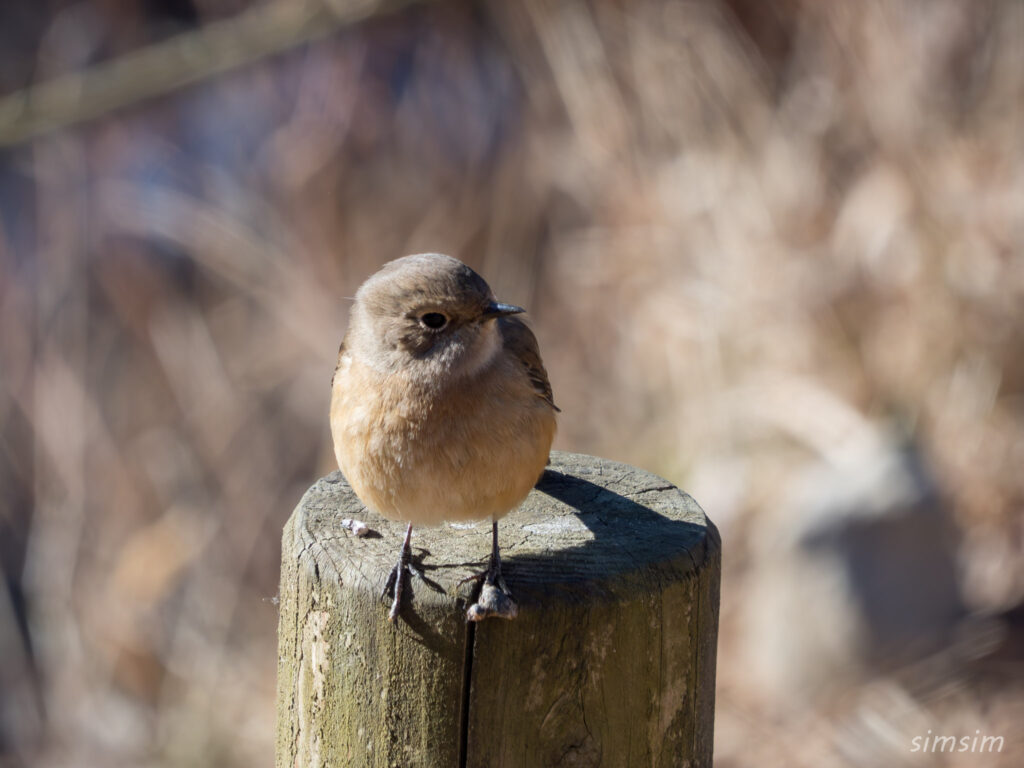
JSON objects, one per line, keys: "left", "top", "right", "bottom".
{"left": 486, "top": 518, "right": 511, "bottom": 593}
{"left": 466, "top": 520, "right": 518, "bottom": 621}
{"left": 382, "top": 522, "right": 414, "bottom": 622}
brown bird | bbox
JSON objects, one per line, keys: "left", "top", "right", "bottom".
{"left": 330, "top": 253, "right": 558, "bottom": 621}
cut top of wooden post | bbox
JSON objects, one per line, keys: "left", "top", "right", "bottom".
{"left": 291, "top": 450, "right": 716, "bottom": 613}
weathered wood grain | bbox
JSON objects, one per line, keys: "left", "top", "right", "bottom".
{"left": 275, "top": 451, "right": 720, "bottom": 768}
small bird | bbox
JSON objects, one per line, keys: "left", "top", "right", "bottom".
{"left": 330, "top": 253, "right": 558, "bottom": 622}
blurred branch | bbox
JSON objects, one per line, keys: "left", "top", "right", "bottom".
{"left": 0, "top": 0, "right": 418, "bottom": 147}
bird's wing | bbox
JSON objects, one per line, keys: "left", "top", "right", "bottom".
{"left": 331, "top": 337, "right": 347, "bottom": 387}
{"left": 500, "top": 317, "right": 560, "bottom": 412}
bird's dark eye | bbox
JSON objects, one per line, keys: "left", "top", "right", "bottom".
{"left": 420, "top": 312, "right": 448, "bottom": 330}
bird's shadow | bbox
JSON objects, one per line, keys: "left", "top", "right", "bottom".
{"left": 491, "top": 469, "right": 711, "bottom": 604}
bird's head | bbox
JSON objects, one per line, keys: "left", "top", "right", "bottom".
{"left": 348, "top": 253, "right": 524, "bottom": 379}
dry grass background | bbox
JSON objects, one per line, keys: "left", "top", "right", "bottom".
{"left": 1, "top": 0, "right": 1022, "bottom": 766}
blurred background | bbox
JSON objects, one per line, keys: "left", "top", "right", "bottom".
{"left": 1, "top": 0, "right": 1022, "bottom": 766}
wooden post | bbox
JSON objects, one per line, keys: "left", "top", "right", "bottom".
{"left": 275, "top": 451, "right": 720, "bottom": 767}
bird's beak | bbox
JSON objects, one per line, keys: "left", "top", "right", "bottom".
{"left": 481, "top": 301, "right": 525, "bottom": 319}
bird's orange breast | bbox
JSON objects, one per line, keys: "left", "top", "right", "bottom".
{"left": 330, "top": 354, "right": 555, "bottom": 525}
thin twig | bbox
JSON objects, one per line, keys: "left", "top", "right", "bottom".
{"left": 0, "top": 0, "right": 418, "bottom": 147}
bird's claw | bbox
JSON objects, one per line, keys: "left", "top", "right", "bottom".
{"left": 381, "top": 560, "right": 406, "bottom": 622}
{"left": 466, "top": 582, "right": 518, "bottom": 621}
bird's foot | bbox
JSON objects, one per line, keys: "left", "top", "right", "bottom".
{"left": 466, "top": 561, "right": 518, "bottom": 622}
{"left": 382, "top": 558, "right": 425, "bottom": 621}
{"left": 381, "top": 558, "right": 405, "bottom": 622}
{"left": 382, "top": 524, "right": 418, "bottom": 622}
{"left": 466, "top": 582, "right": 518, "bottom": 621}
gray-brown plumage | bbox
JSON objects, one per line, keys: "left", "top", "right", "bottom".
{"left": 330, "top": 253, "right": 558, "bottom": 621}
